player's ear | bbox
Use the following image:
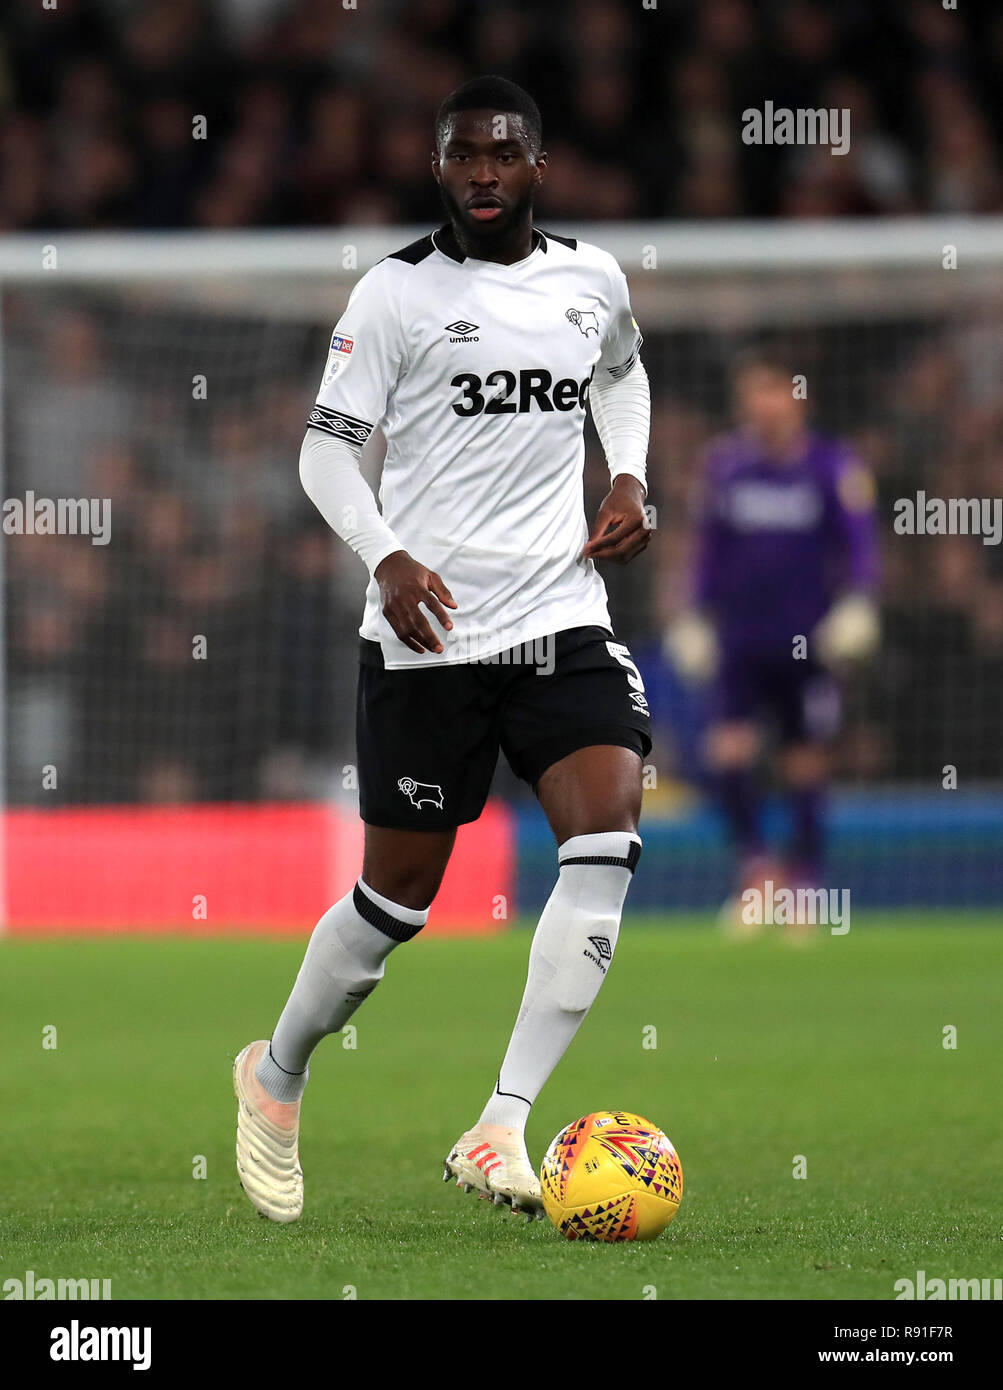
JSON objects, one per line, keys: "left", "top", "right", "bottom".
{"left": 431, "top": 152, "right": 442, "bottom": 185}
{"left": 534, "top": 150, "right": 548, "bottom": 187}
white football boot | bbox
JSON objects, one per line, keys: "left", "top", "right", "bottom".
{"left": 233, "top": 1040, "right": 303, "bottom": 1223}
{"left": 443, "top": 1123, "right": 545, "bottom": 1221}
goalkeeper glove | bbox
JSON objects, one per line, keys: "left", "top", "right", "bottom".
{"left": 663, "top": 611, "right": 719, "bottom": 683}
{"left": 813, "top": 593, "right": 880, "bottom": 668}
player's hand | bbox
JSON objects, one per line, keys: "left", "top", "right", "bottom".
{"left": 374, "top": 550, "right": 457, "bottom": 655}
{"left": 813, "top": 593, "right": 880, "bottom": 669}
{"left": 582, "top": 476, "right": 651, "bottom": 565}
{"left": 663, "top": 611, "right": 719, "bottom": 683}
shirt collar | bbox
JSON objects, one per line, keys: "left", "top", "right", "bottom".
{"left": 432, "top": 223, "right": 546, "bottom": 264}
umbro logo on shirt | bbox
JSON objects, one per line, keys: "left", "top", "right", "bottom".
{"left": 445, "top": 320, "right": 480, "bottom": 342}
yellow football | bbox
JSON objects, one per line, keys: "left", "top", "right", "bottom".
{"left": 540, "top": 1110, "right": 683, "bottom": 1241}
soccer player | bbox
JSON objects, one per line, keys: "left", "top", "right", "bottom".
{"left": 665, "top": 348, "right": 879, "bottom": 912}
{"left": 234, "top": 77, "right": 653, "bottom": 1222}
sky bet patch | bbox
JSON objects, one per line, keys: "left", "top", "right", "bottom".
{"left": 322, "top": 332, "right": 354, "bottom": 384}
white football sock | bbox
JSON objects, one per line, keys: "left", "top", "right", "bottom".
{"left": 478, "top": 831, "right": 642, "bottom": 1131}
{"left": 256, "top": 879, "right": 427, "bottom": 1102}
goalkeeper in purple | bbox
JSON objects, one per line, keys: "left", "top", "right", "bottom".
{"left": 666, "top": 349, "right": 880, "bottom": 898}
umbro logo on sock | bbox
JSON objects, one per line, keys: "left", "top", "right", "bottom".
{"left": 584, "top": 934, "right": 613, "bottom": 972}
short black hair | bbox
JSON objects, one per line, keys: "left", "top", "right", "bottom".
{"left": 729, "top": 342, "right": 793, "bottom": 383}
{"left": 435, "top": 75, "right": 543, "bottom": 154}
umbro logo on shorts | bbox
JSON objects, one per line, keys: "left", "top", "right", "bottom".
{"left": 397, "top": 777, "right": 444, "bottom": 811}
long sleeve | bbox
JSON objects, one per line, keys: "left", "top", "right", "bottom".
{"left": 301, "top": 257, "right": 410, "bottom": 576}
{"left": 830, "top": 451, "right": 880, "bottom": 593}
{"left": 298, "top": 428, "right": 404, "bottom": 578}
{"left": 688, "top": 448, "right": 722, "bottom": 610}
{"left": 592, "top": 253, "right": 648, "bottom": 490}
{"left": 589, "top": 359, "right": 650, "bottom": 490}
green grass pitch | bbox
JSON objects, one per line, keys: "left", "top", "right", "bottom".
{"left": 2, "top": 916, "right": 1001, "bottom": 1300}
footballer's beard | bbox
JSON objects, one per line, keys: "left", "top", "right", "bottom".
{"left": 439, "top": 183, "right": 537, "bottom": 259}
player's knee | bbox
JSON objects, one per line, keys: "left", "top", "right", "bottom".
{"left": 550, "top": 787, "right": 642, "bottom": 842}
{"left": 706, "top": 722, "right": 759, "bottom": 770}
{"left": 557, "top": 812, "right": 640, "bottom": 842}
{"left": 360, "top": 839, "right": 452, "bottom": 910}
{"left": 361, "top": 827, "right": 454, "bottom": 912}
{"left": 358, "top": 865, "right": 441, "bottom": 912}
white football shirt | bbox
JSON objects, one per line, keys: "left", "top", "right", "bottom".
{"left": 308, "top": 223, "right": 644, "bottom": 669}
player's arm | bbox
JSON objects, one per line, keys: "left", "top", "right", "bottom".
{"left": 582, "top": 260, "right": 651, "bottom": 565}
{"left": 813, "top": 453, "right": 880, "bottom": 667}
{"left": 301, "top": 264, "right": 456, "bottom": 655}
{"left": 299, "top": 436, "right": 456, "bottom": 654}
{"left": 662, "top": 449, "right": 721, "bottom": 683}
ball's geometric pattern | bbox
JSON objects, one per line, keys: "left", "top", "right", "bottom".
{"left": 557, "top": 1192, "right": 638, "bottom": 1242}
{"left": 540, "top": 1110, "right": 683, "bottom": 1242}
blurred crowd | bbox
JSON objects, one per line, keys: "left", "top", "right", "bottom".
{"left": 5, "top": 288, "right": 1002, "bottom": 805}
{"left": 2, "top": 0, "right": 1003, "bottom": 230}
{"left": 5, "top": 295, "right": 360, "bottom": 805}
{"left": 3, "top": 0, "right": 1001, "bottom": 805}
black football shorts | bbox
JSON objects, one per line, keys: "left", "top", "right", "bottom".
{"left": 356, "top": 624, "right": 652, "bottom": 829}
